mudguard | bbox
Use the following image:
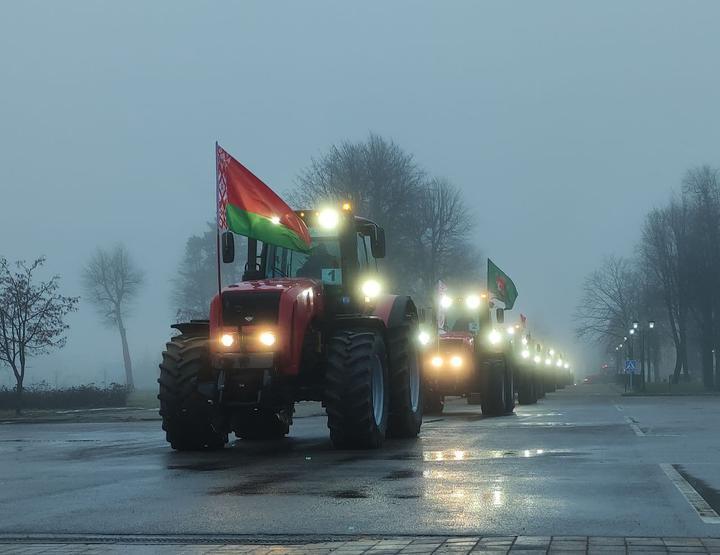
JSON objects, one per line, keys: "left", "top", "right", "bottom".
{"left": 373, "top": 294, "right": 417, "bottom": 329}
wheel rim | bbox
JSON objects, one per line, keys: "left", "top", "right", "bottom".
{"left": 409, "top": 350, "right": 420, "bottom": 413}
{"left": 370, "top": 354, "right": 385, "bottom": 425}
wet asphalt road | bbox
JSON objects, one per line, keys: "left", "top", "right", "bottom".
{"left": 1, "top": 384, "right": 719, "bottom": 538}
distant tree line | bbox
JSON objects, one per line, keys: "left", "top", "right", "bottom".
{"left": 575, "top": 165, "right": 720, "bottom": 389}
{"left": 172, "top": 133, "right": 481, "bottom": 318}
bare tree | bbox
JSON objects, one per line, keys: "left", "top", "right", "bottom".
{"left": 0, "top": 257, "right": 78, "bottom": 413}
{"left": 290, "top": 133, "right": 426, "bottom": 290}
{"left": 574, "top": 255, "right": 642, "bottom": 350}
{"left": 82, "top": 245, "right": 144, "bottom": 389}
{"left": 682, "top": 166, "right": 720, "bottom": 387}
{"left": 172, "top": 223, "right": 245, "bottom": 321}
{"left": 640, "top": 201, "right": 691, "bottom": 382}
{"left": 415, "top": 177, "right": 478, "bottom": 289}
{"left": 290, "top": 134, "right": 481, "bottom": 297}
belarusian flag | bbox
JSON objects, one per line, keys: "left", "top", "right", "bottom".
{"left": 216, "top": 144, "right": 311, "bottom": 252}
{"left": 488, "top": 258, "right": 518, "bottom": 310}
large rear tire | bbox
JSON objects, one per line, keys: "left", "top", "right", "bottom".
{"left": 387, "top": 325, "right": 423, "bottom": 438}
{"left": 481, "top": 360, "right": 507, "bottom": 416}
{"left": 158, "top": 335, "right": 227, "bottom": 451}
{"left": 325, "top": 330, "right": 389, "bottom": 449}
{"left": 517, "top": 367, "right": 537, "bottom": 405}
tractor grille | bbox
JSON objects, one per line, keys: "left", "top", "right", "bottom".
{"left": 222, "top": 291, "right": 281, "bottom": 327}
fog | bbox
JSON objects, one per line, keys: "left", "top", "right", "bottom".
{"left": 1, "top": 1, "right": 719, "bottom": 387}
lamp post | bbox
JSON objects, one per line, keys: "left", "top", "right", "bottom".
{"left": 647, "top": 321, "right": 655, "bottom": 383}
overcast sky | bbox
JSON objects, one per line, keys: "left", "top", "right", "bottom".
{"left": 2, "top": 1, "right": 719, "bottom": 386}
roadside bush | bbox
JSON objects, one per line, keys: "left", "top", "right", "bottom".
{"left": 0, "top": 382, "right": 129, "bottom": 410}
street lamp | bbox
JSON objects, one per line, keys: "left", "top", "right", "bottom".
{"left": 633, "top": 321, "right": 639, "bottom": 330}
{"left": 629, "top": 329, "right": 635, "bottom": 335}
{"left": 648, "top": 321, "right": 655, "bottom": 329}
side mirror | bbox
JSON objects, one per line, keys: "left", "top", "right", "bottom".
{"left": 371, "top": 227, "right": 386, "bottom": 259}
{"left": 496, "top": 308, "right": 505, "bottom": 324}
{"left": 222, "top": 231, "right": 235, "bottom": 263}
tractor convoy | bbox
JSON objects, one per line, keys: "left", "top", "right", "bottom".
{"left": 158, "top": 146, "right": 574, "bottom": 451}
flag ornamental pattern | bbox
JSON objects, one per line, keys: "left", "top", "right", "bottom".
{"left": 487, "top": 258, "right": 519, "bottom": 310}
{"left": 215, "top": 144, "right": 312, "bottom": 252}
{"left": 216, "top": 145, "right": 230, "bottom": 230}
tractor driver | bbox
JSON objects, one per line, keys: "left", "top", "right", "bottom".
{"left": 297, "top": 243, "right": 339, "bottom": 279}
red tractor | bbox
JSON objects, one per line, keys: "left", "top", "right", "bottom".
{"left": 158, "top": 205, "right": 423, "bottom": 450}
{"left": 422, "top": 291, "right": 515, "bottom": 416}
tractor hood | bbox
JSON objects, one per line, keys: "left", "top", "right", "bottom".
{"left": 223, "top": 278, "right": 321, "bottom": 294}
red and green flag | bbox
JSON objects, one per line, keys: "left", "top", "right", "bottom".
{"left": 216, "top": 143, "right": 311, "bottom": 252}
{"left": 488, "top": 258, "right": 518, "bottom": 310}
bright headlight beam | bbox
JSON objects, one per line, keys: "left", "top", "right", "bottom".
{"left": 521, "top": 349, "right": 530, "bottom": 359}
{"left": 418, "top": 331, "right": 431, "bottom": 345}
{"left": 318, "top": 209, "right": 340, "bottom": 229}
{"left": 258, "top": 331, "right": 276, "bottom": 347}
{"left": 465, "top": 294, "right": 481, "bottom": 309}
{"left": 431, "top": 355, "right": 443, "bottom": 367}
{"left": 361, "top": 279, "right": 382, "bottom": 298}
{"left": 450, "top": 355, "right": 462, "bottom": 368}
{"left": 220, "top": 333, "right": 235, "bottom": 347}
{"left": 488, "top": 329, "right": 502, "bottom": 345}
{"left": 440, "top": 295, "right": 453, "bottom": 309}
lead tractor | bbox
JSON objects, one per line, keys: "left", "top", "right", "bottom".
{"left": 422, "top": 290, "right": 515, "bottom": 416}
{"left": 158, "top": 205, "right": 423, "bottom": 450}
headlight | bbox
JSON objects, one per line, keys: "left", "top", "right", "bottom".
{"left": 533, "top": 355, "right": 541, "bottom": 364}
{"left": 564, "top": 363, "right": 570, "bottom": 369}
{"left": 465, "top": 294, "right": 481, "bottom": 309}
{"left": 361, "top": 279, "right": 382, "bottom": 298}
{"left": 450, "top": 355, "right": 462, "bottom": 368}
{"left": 521, "top": 349, "right": 530, "bottom": 359}
{"left": 439, "top": 295, "right": 453, "bottom": 309}
{"left": 545, "top": 358, "right": 552, "bottom": 366}
{"left": 220, "top": 333, "right": 236, "bottom": 348}
{"left": 258, "top": 331, "right": 276, "bottom": 347}
{"left": 556, "top": 359, "right": 563, "bottom": 367}
{"left": 506, "top": 326, "right": 515, "bottom": 336}
{"left": 318, "top": 209, "right": 339, "bottom": 229}
{"left": 418, "top": 330, "right": 431, "bottom": 345}
{"left": 431, "top": 355, "right": 443, "bottom": 367}
{"left": 488, "top": 329, "right": 502, "bottom": 345}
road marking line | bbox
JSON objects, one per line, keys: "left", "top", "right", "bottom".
{"left": 624, "top": 416, "right": 644, "bottom": 436}
{"left": 660, "top": 463, "right": 720, "bottom": 524}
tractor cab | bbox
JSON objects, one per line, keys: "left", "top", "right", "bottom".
{"left": 234, "top": 205, "right": 386, "bottom": 315}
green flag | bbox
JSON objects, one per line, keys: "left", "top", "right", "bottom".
{"left": 488, "top": 258, "right": 518, "bottom": 310}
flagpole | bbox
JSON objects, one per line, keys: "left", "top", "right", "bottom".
{"left": 215, "top": 141, "right": 222, "bottom": 300}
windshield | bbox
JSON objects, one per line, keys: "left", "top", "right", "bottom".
{"left": 267, "top": 229, "right": 342, "bottom": 283}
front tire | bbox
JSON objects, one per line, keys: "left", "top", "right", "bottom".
{"left": 387, "top": 325, "right": 423, "bottom": 438}
{"left": 423, "top": 387, "right": 444, "bottom": 414}
{"left": 158, "top": 335, "right": 227, "bottom": 451}
{"left": 325, "top": 330, "right": 389, "bottom": 449}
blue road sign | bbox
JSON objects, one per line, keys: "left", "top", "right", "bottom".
{"left": 624, "top": 359, "right": 640, "bottom": 374}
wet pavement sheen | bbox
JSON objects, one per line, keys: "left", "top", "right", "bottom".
{"left": 1, "top": 384, "right": 719, "bottom": 541}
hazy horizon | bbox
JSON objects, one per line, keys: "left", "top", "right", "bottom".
{"left": 2, "top": 1, "right": 719, "bottom": 388}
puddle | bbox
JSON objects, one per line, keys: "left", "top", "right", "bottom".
{"left": 332, "top": 489, "right": 369, "bottom": 499}
{"left": 168, "top": 462, "right": 232, "bottom": 472}
{"left": 213, "top": 471, "right": 299, "bottom": 495}
{"left": 383, "top": 469, "right": 422, "bottom": 480}
{"left": 421, "top": 448, "right": 579, "bottom": 461}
